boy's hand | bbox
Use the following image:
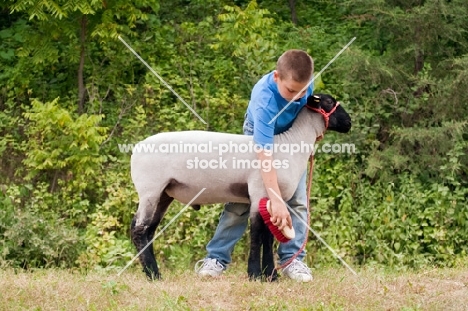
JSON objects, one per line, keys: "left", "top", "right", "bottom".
{"left": 256, "top": 149, "right": 293, "bottom": 231}
{"left": 269, "top": 198, "right": 292, "bottom": 231}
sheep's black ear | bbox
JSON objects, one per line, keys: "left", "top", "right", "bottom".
{"left": 306, "top": 94, "right": 321, "bottom": 108}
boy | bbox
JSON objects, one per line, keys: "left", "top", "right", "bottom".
{"left": 195, "top": 49, "right": 314, "bottom": 282}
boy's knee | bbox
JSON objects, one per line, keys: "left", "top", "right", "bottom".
{"left": 224, "top": 202, "right": 250, "bottom": 216}
{"left": 287, "top": 196, "right": 308, "bottom": 209}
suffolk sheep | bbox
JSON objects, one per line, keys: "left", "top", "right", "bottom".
{"left": 130, "top": 94, "right": 351, "bottom": 280}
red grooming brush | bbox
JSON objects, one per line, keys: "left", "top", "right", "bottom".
{"left": 258, "top": 197, "right": 295, "bottom": 243}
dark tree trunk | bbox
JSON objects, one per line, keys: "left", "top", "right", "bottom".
{"left": 78, "top": 15, "right": 87, "bottom": 114}
{"left": 288, "top": 0, "right": 297, "bottom": 25}
{"left": 414, "top": 49, "right": 424, "bottom": 76}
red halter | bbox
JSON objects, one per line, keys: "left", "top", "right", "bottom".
{"left": 306, "top": 101, "right": 340, "bottom": 129}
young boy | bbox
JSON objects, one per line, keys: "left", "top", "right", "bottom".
{"left": 195, "top": 49, "right": 314, "bottom": 282}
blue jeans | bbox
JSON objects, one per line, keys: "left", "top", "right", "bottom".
{"left": 205, "top": 116, "right": 309, "bottom": 267}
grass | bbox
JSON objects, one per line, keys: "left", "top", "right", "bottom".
{"left": 0, "top": 263, "right": 467, "bottom": 310}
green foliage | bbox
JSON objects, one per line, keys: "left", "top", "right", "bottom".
{"left": 0, "top": 184, "right": 83, "bottom": 268}
{"left": 78, "top": 209, "right": 134, "bottom": 272}
{"left": 213, "top": 1, "right": 278, "bottom": 81}
{"left": 309, "top": 161, "right": 468, "bottom": 269}
{"left": 23, "top": 98, "right": 107, "bottom": 189}
{"left": 76, "top": 169, "right": 136, "bottom": 271}
{"left": 10, "top": 0, "right": 97, "bottom": 20}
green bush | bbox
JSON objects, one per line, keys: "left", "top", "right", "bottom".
{"left": 0, "top": 185, "right": 83, "bottom": 269}
{"left": 308, "top": 161, "right": 468, "bottom": 269}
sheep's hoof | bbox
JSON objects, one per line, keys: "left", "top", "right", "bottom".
{"left": 248, "top": 273, "right": 278, "bottom": 282}
{"left": 146, "top": 274, "right": 161, "bottom": 281}
{"left": 248, "top": 274, "right": 263, "bottom": 282}
{"left": 144, "top": 270, "right": 161, "bottom": 281}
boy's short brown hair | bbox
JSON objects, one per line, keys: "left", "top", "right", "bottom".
{"left": 276, "top": 49, "right": 314, "bottom": 83}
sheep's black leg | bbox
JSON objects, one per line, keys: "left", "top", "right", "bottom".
{"left": 261, "top": 227, "right": 277, "bottom": 282}
{"left": 131, "top": 216, "right": 159, "bottom": 280}
{"left": 131, "top": 192, "right": 173, "bottom": 280}
{"left": 248, "top": 212, "right": 264, "bottom": 280}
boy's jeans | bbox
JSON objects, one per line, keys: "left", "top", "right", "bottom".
{"left": 205, "top": 116, "right": 309, "bottom": 267}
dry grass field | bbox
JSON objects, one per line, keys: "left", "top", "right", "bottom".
{"left": 1, "top": 264, "right": 467, "bottom": 310}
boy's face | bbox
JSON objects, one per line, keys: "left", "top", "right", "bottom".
{"left": 273, "top": 70, "right": 310, "bottom": 102}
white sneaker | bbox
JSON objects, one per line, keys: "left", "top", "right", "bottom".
{"left": 282, "top": 259, "right": 313, "bottom": 282}
{"left": 195, "top": 258, "right": 224, "bottom": 277}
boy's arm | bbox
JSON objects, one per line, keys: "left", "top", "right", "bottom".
{"left": 257, "top": 150, "right": 292, "bottom": 231}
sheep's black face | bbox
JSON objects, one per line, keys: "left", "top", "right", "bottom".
{"left": 306, "top": 94, "right": 351, "bottom": 133}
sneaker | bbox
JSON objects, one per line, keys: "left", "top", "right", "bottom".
{"left": 195, "top": 258, "right": 224, "bottom": 277}
{"left": 282, "top": 259, "right": 313, "bottom": 282}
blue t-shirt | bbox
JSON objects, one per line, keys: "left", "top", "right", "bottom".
{"left": 246, "top": 71, "right": 314, "bottom": 147}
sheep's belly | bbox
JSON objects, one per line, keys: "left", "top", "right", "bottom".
{"left": 166, "top": 185, "right": 251, "bottom": 205}
{"left": 163, "top": 163, "right": 255, "bottom": 204}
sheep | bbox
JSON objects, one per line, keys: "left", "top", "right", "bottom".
{"left": 130, "top": 94, "right": 351, "bottom": 280}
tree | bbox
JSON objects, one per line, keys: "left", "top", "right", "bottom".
{"left": 288, "top": 0, "right": 297, "bottom": 24}
{"left": 8, "top": 0, "right": 159, "bottom": 113}
{"left": 333, "top": 0, "right": 468, "bottom": 184}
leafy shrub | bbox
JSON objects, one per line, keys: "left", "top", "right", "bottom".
{"left": 308, "top": 160, "right": 468, "bottom": 269}
{"left": 0, "top": 185, "right": 83, "bottom": 269}
{"left": 76, "top": 169, "right": 136, "bottom": 272}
